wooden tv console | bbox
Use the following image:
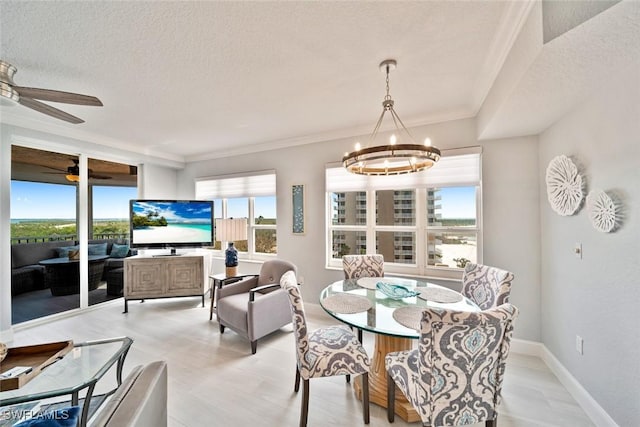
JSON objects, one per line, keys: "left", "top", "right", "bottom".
{"left": 123, "top": 254, "right": 205, "bottom": 313}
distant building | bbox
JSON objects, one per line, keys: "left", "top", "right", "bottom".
{"left": 333, "top": 189, "right": 443, "bottom": 265}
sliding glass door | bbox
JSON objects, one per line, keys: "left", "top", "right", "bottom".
{"left": 10, "top": 146, "right": 137, "bottom": 323}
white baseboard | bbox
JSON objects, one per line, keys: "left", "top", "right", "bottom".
{"left": 509, "top": 338, "right": 618, "bottom": 427}
{"left": 510, "top": 338, "right": 544, "bottom": 356}
{"left": 540, "top": 345, "right": 619, "bottom": 427}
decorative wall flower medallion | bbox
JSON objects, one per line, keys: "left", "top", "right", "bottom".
{"left": 545, "top": 155, "right": 583, "bottom": 216}
{"left": 587, "top": 189, "right": 616, "bottom": 232}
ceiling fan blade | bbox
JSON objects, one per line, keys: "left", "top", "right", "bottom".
{"left": 14, "top": 86, "right": 103, "bottom": 106}
{"left": 18, "top": 97, "right": 84, "bottom": 124}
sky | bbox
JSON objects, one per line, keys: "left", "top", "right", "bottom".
{"left": 11, "top": 181, "right": 137, "bottom": 219}
{"left": 439, "top": 186, "right": 476, "bottom": 218}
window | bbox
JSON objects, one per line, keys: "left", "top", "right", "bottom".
{"left": 326, "top": 148, "right": 481, "bottom": 278}
{"left": 196, "top": 171, "right": 277, "bottom": 260}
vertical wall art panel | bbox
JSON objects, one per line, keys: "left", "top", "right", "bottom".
{"left": 292, "top": 184, "right": 305, "bottom": 234}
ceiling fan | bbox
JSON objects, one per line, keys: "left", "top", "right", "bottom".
{"left": 44, "top": 159, "right": 112, "bottom": 182}
{"left": 0, "top": 60, "right": 103, "bottom": 124}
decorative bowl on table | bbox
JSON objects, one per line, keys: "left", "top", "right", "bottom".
{"left": 376, "top": 282, "right": 420, "bottom": 299}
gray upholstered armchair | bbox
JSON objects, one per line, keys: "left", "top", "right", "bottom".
{"left": 216, "top": 259, "right": 297, "bottom": 354}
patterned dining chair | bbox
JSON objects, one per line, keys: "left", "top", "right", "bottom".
{"left": 342, "top": 254, "right": 384, "bottom": 342}
{"left": 461, "top": 263, "right": 514, "bottom": 310}
{"left": 280, "top": 270, "right": 371, "bottom": 427}
{"left": 385, "top": 303, "right": 519, "bottom": 426}
{"left": 342, "top": 254, "right": 385, "bottom": 279}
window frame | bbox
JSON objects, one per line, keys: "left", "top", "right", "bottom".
{"left": 209, "top": 197, "right": 278, "bottom": 261}
{"left": 325, "top": 148, "right": 482, "bottom": 280}
{"left": 196, "top": 171, "right": 277, "bottom": 261}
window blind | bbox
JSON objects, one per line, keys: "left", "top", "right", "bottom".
{"left": 195, "top": 170, "right": 276, "bottom": 199}
{"left": 326, "top": 147, "right": 481, "bottom": 192}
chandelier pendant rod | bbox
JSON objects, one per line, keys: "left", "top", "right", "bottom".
{"left": 389, "top": 106, "right": 419, "bottom": 144}
{"left": 368, "top": 108, "right": 387, "bottom": 144}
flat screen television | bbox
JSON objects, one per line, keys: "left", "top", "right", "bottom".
{"left": 129, "top": 200, "right": 213, "bottom": 252}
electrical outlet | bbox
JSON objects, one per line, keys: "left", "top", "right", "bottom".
{"left": 574, "top": 243, "right": 582, "bottom": 259}
{"left": 575, "top": 335, "right": 584, "bottom": 355}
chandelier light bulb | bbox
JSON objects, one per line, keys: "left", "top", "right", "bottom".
{"left": 390, "top": 134, "right": 397, "bottom": 145}
{"left": 410, "top": 157, "right": 416, "bottom": 164}
{"left": 355, "top": 142, "right": 361, "bottom": 151}
{"left": 424, "top": 137, "right": 432, "bottom": 146}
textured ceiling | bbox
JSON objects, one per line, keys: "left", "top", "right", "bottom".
{"left": 1, "top": 1, "right": 635, "bottom": 165}
{"left": 0, "top": 1, "right": 522, "bottom": 162}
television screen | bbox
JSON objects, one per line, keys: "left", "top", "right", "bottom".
{"left": 129, "top": 200, "right": 213, "bottom": 249}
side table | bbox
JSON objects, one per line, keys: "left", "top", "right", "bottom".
{"left": 209, "top": 273, "right": 246, "bottom": 320}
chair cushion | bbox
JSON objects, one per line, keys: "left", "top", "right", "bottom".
{"left": 88, "top": 242, "right": 109, "bottom": 256}
{"left": 304, "top": 325, "right": 370, "bottom": 379}
{"left": 56, "top": 245, "right": 79, "bottom": 258}
{"left": 217, "top": 293, "right": 251, "bottom": 333}
{"left": 110, "top": 243, "right": 130, "bottom": 258}
{"left": 12, "top": 241, "right": 71, "bottom": 268}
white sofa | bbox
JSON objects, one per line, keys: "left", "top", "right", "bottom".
{"left": 90, "top": 361, "right": 167, "bottom": 427}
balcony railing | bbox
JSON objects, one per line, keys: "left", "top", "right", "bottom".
{"left": 11, "top": 233, "right": 129, "bottom": 245}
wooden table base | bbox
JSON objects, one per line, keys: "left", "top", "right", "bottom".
{"left": 353, "top": 334, "right": 420, "bottom": 423}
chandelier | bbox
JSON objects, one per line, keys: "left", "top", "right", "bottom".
{"left": 343, "top": 59, "right": 441, "bottom": 176}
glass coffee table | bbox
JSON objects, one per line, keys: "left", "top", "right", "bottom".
{"left": 0, "top": 337, "right": 133, "bottom": 427}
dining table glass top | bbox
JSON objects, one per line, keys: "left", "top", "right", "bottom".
{"left": 320, "top": 277, "right": 479, "bottom": 339}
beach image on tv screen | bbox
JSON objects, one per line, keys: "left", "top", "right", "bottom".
{"left": 131, "top": 201, "right": 212, "bottom": 244}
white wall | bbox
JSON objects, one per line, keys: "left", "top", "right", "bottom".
{"left": 139, "top": 163, "right": 178, "bottom": 199}
{"left": 180, "top": 118, "right": 541, "bottom": 341}
{"left": 539, "top": 68, "right": 640, "bottom": 426}
{"left": 1, "top": 127, "right": 13, "bottom": 341}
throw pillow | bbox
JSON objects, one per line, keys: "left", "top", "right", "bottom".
{"left": 88, "top": 243, "right": 108, "bottom": 256}
{"left": 14, "top": 406, "right": 80, "bottom": 427}
{"left": 56, "top": 245, "right": 79, "bottom": 258}
{"left": 110, "top": 243, "right": 130, "bottom": 258}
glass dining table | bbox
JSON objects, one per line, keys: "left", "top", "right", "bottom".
{"left": 320, "top": 277, "right": 478, "bottom": 423}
